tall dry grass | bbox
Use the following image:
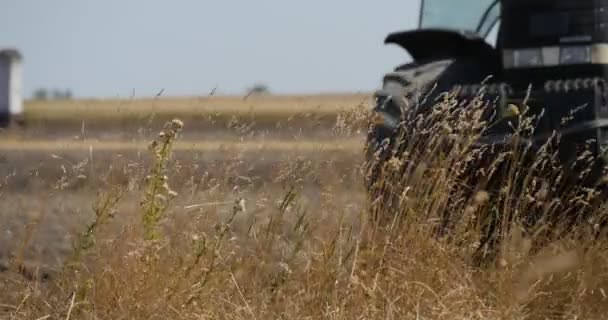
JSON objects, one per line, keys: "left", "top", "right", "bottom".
{"left": 2, "top": 88, "right": 608, "bottom": 319}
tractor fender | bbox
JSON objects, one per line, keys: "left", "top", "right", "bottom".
{"left": 385, "top": 28, "right": 498, "bottom": 62}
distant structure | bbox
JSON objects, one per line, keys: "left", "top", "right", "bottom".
{"left": 0, "top": 48, "right": 23, "bottom": 127}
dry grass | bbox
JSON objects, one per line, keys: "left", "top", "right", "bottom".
{"left": 1, "top": 91, "right": 608, "bottom": 319}
{"left": 0, "top": 137, "right": 363, "bottom": 153}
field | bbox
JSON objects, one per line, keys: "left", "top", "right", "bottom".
{"left": 2, "top": 93, "right": 608, "bottom": 319}
{"left": 19, "top": 94, "right": 371, "bottom": 140}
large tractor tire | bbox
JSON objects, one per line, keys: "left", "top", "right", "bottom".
{"left": 363, "top": 57, "right": 508, "bottom": 267}
{"left": 364, "top": 57, "right": 496, "bottom": 197}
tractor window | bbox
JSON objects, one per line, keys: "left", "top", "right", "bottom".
{"left": 419, "top": 0, "right": 500, "bottom": 37}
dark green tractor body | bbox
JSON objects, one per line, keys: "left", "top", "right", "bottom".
{"left": 367, "top": 0, "right": 608, "bottom": 190}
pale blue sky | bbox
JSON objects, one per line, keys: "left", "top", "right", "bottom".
{"left": 1, "top": 0, "right": 423, "bottom": 98}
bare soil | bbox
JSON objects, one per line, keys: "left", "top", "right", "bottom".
{"left": 0, "top": 141, "right": 367, "bottom": 279}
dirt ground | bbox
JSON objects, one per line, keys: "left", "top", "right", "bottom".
{"left": 0, "top": 137, "right": 367, "bottom": 280}
{"left": 0, "top": 94, "right": 371, "bottom": 283}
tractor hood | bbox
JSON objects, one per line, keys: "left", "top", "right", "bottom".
{"left": 385, "top": 28, "right": 496, "bottom": 61}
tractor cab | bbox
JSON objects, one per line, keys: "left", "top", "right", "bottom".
{"left": 394, "top": 0, "right": 608, "bottom": 87}
{"left": 417, "top": 0, "right": 500, "bottom": 41}
{"left": 385, "top": 0, "right": 501, "bottom": 64}
{"left": 384, "top": 0, "right": 608, "bottom": 128}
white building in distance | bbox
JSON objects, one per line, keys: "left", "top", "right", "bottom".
{"left": 0, "top": 48, "right": 23, "bottom": 127}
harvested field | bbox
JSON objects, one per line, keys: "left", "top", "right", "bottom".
{"left": 0, "top": 137, "right": 363, "bottom": 152}
{"left": 0, "top": 143, "right": 367, "bottom": 280}
{"left": 1, "top": 94, "right": 608, "bottom": 319}
{"left": 24, "top": 94, "right": 370, "bottom": 121}
{"left": 18, "top": 94, "right": 372, "bottom": 140}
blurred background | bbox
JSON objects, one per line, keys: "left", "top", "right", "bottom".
{"left": 2, "top": 0, "right": 420, "bottom": 99}
{"left": 0, "top": 0, "right": 425, "bottom": 276}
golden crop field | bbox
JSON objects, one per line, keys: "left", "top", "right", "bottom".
{"left": 1, "top": 94, "right": 608, "bottom": 319}
{"left": 14, "top": 94, "right": 372, "bottom": 142}
{"left": 23, "top": 94, "right": 371, "bottom": 122}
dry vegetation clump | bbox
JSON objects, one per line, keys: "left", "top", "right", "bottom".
{"left": 2, "top": 90, "right": 608, "bottom": 319}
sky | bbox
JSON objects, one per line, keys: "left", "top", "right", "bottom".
{"left": 1, "top": 0, "right": 423, "bottom": 99}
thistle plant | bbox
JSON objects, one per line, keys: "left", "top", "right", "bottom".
{"left": 142, "top": 119, "right": 183, "bottom": 241}
{"left": 73, "top": 186, "right": 124, "bottom": 260}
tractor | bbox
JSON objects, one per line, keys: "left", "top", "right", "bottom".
{"left": 364, "top": 0, "right": 608, "bottom": 254}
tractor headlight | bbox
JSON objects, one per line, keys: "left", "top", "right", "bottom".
{"left": 559, "top": 45, "right": 592, "bottom": 65}
{"left": 504, "top": 45, "right": 604, "bottom": 69}
{"left": 513, "top": 48, "right": 543, "bottom": 68}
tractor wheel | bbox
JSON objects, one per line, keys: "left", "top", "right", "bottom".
{"left": 363, "top": 56, "right": 497, "bottom": 226}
